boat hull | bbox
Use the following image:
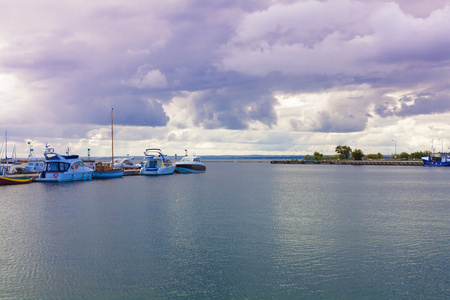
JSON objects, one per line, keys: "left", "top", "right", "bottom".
{"left": 175, "top": 164, "right": 206, "bottom": 173}
{"left": 0, "top": 176, "right": 33, "bottom": 185}
{"left": 422, "top": 160, "right": 450, "bottom": 167}
{"left": 140, "top": 166, "right": 176, "bottom": 176}
{"left": 92, "top": 170, "right": 124, "bottom": 179}
{"left": 36, "top": 171, "right": 93, "bottom": 182}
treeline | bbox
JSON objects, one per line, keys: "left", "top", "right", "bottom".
{"left": 305, "top": 145, "right": 430, "bottom": 161}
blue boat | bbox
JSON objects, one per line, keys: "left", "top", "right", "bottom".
{"left": 422, "top": 153, "right": 450, "bottom": 166}
{"left": 92, "top": 162, "right": 124, "bottom": 179}
{"left": 92, "top": 108, "right": 124, "bottom": 179}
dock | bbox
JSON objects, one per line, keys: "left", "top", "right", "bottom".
{"left": 124, "top": 170, "right": 140, "bottom": 176}
{"left": 338, "top": 160, "right": 423, "bottom": 166}
{"left": 271, "top": 160, "right": 424, "bottom": 166}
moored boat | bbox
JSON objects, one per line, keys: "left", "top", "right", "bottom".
{"left": 140, "top": 148, "right": 175, "bottom": 176}
{"left": 93, "top": 162, "right": 124, "bottom": 179}
{"left": 0, "top": 130, "right": 19, "bottom": 174}
{"left": 23, "top": 142, "right": 51, "bottom": 174}
{"left": 0, "top": 176, "right": 33, "bottom": 186}
{"left": 1, "top": 154, "right": 32, "bottom": 186}
{"left": 422, "top": 153, "right": 450, "bottom": 167}
{"left": 175, "top": 152, "right": 206, "bottom": 173}
{"left": 114, "top": 156, "right": 142, "bottom": 175}
{"left": 92, "top": 108, "right": 124, "bottom": 179}
{"left": 36, "top": 152, "right": 93, "bottom": 182}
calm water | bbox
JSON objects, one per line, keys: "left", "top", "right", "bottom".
{"left": 0, "top": 163, "right": 449, "bottom": 299}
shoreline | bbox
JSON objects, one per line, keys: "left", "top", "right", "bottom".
{"left": 9, "top": 158, "right": 425, "bottom": 166}
{"left": 270, "top": 159, "right": 424, "bottom": 166}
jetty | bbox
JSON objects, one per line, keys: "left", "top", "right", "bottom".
{"left": 271, "top": 160, "right": 424, "bottom": 166}
{"left": 338, "top": 160, "right": 423, "bottom": 166}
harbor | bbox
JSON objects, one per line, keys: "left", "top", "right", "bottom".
{"left": 1, "top": 161, "right": 448, "bottom": 299}
{"left": 0, "top": 156, "right": 433, "bottom": 184}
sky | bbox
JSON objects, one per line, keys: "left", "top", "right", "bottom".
{"left": 1, "top": 0, "right": 450, "bottom": 158}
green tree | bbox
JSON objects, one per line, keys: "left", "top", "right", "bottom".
{"left": 335, "top": 145, "right": 352, "bottom": 159}
{"left": 351, "top": 149, "right": 365, "bottom": 160}
{"left": 398, "top": 152, "right": 410, "bottom": 159}
{"left": 313, "top": 151, "right": 324, "bottom": 161}
{"left": 411, "top": 150, "right": 429, "bottom": 160}
{"left": 366, "top": 153, "right": 383, "bottom": 159}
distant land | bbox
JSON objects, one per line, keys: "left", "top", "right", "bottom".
{"left": 200, "top": 155, "right": 305, "bottom": 161}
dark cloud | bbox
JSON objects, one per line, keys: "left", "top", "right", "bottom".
{"left": 63, "top": 94, "right": 169, "bottom": 127}
{"left": 2, "top": 0, "right": 450, "bottom": 145}
{"left": 191, "top": 86, "right": 278, "bottom": 129}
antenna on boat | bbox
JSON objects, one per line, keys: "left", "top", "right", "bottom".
{"left": 5, "top": 130, "right": 7, "bottom": 162}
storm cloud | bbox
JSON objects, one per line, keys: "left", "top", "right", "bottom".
{"left": 1, "top": 0, "right": 450, "bottom": 155}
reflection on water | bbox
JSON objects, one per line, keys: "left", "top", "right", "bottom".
{"left": 0, "top": 164, "right": 449, "bottom": 299}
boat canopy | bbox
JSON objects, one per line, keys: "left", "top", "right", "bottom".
{"left": 44, "top": 152, "right": 79, "bottom": 160}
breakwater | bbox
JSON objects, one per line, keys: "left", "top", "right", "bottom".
{"left": 271, "top": 160, "right": 424, "bottom": 166}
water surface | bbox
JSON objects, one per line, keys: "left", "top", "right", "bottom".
{"left": 1, "top": 163, "right": 449, "bottom": 299}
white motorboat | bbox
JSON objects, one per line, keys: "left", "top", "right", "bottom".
{"left": 139, "top": 148, "right": 175, "bottom": 176}
{"left": 114, "top": 156, "right": 142, "bottom": 175}
{"left": 175, "top": 154, "right": 206, "bottom": 173}
{"left": 23, "top": 160, "right": 45, "bottom": 174}
{"left": 23, "top": 142, "right": 52, "bottom": 173}
{"left": 36, "top": 151, "right": 93, "bottom": 182}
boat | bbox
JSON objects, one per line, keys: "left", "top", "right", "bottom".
{"left": 92, "top": 161, "right": 124, "bottom": 178}
{"left": 114, "top": 155, "right": 142, "bottom": 175}
{"left": 36, "top": 152, "right": 93, "bottom": 182}
{"left": 0, "top": 131, "right": 33, "bottom": 185}
{"left": 0, "top": 130, "right": 16, "bottom": 174}
{"left": 139, "top": 148, "right": 175, "bottom": 175}
{"left": 175, "top": 150, "right": 206, "bottom": 173}
{"left": 22, "top": 142, "right": 49, "bottom": 174}
{"left": 0, "top": 175, "right": 33, "bottom": 186}
{"left": 92, "top": 108, "right": 124, "bottom": 179}
{"left": 23, "top": 160, "right": 45, "bottom": 173}
{"left": 422, "top": 153, "right": 450, "bottom": 167}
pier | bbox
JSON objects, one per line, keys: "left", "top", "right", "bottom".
{"left": 271, "top": 160, "right": 424, "bottom": 166}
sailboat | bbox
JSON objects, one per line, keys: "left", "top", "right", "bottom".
{"left": 0, "top": 130, "right": 33, "bottom": 185}
{"left": 92, "top": 108, "right": 124, "bottom": 179}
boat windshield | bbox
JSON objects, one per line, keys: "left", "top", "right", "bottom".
{"left": 144, "top": 161, "right": 158, "bottom": 168}
{"left": 45, "top": 162, "right": 70, "bottom": 172}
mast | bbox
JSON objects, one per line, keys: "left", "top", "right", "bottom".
{"left": 5, "top": 130, "right": 7, "bottom": 161}
{"left": 2, "top": 130, "right": 7, "bottom": 176}
{"left": 111, "top": 108, "right": 114, "bottom": 164}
